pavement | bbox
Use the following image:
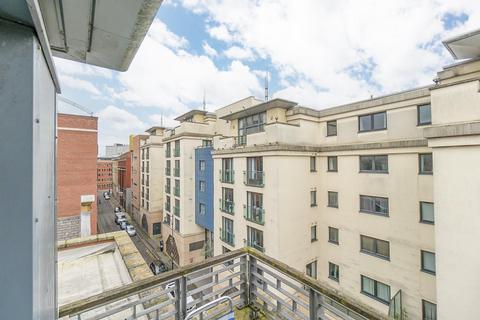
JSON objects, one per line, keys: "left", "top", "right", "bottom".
{"left": 96, "top": 192, "right": 173, "bottom": 269}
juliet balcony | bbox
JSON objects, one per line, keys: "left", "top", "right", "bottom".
{"left": 244, "top": 170, "right": 265, "bottom": 187}
{"left": 220, "top": 169, "right": 235, "bottom": 184}
{"left": 219, "top": 198, "right": 234, "bottom": 215}
{"left": 59, "top": 247, "right": 389, "bottom": 320}
{"left": 244, "top": 205, "right": 265, "bottom": 225}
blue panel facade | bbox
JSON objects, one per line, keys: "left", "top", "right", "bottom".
{"left": 195, "top": 146, "right": 214, "bottom": 231}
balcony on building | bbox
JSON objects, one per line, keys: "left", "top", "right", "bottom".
{"left": 244, "top": 205, "right": 265, "bottom": 225}
{"left": 220, "top": 169, "right": 235, "bottom": 183}
{"left": 219, "top": 198, "right": 234, "bottom": 215}
{"left": 243, "top": 170, "right": 265, "bottom": 187}
{"left": 174, "top": 186, "right": 180, "bottom": 197}
{"left": 219, "top": 228, "right": 235, "bottom": 246}
{"left": 59, "top": 247, "right": 390, "bottom": 320}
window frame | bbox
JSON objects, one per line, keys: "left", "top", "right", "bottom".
{"left": 420, "top": 201, "right": 434, "bottom": 224}
{"left": 358, "top": 111, "right": 387, "bottom": 133}
{"left": 327, "top": 156, "right": 338, "bottom": 172}
{"left": 310, "top": 156, "right": 317, "bottom": 172}
{"left": 421, "top": 250, "right": 436, "bottom": 275}
{"left": 328, "top": 227, "right": 339, "bottom": 244}
{"left": 328, "top": 262, "right": 339, "bottom": 282}
{"left": 311, "top": 225, "right": 317, "bottom": 242}
{"left": 310, "top": 190, "right": 317, "bottom": 207}
{"left": 417, "top": 104, "right": 432, "bottom": 126}
{"left": 326, "top": 120, "right": 337, "bottom": 136}
{"left": 360, "top": 235, "right": 390, "bottom": 260}
{"left": 360, "top": 275, "right": 391, "bottom": 305}
{"left": 359, "top": 195, "right": 389, "bottom": 216}
{"left": 419, "top": 153, "right": 433, "bottom": 175}
{"left": 306, "top": 260, "right": 317, "bottom": 279}
{"left": 359, "top": 155, "right": 388, "bottom": 173}
{"left": 327, "top": 191, "right": 338, "bottom": 208}
{"left": 422, "top": 300, "right": 437, "bottom": 320}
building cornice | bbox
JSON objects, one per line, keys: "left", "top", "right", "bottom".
{"left": 212, "top": 139, "right": 428, "bottom": 155}
{"left": 424, "top": 121, "right": 480, "bottom": 139}
{"left": 162, "top": 132, "right": 214, "bottom": 142}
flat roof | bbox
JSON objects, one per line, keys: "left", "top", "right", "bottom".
{"left": 145, "top": 126, "right": 166, "bottom": 134}
{"left": 443, "top": 28, "right": 480, "bottom": 60}
{"left": 220, "top": 98, "right": 297, "bottom": 121}
{"left": 174, "top": 109, "right": 208, "bottom": 122}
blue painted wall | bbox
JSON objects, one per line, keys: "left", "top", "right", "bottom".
{"left": 195, "top": 146, "right": 214, "bottom": 231}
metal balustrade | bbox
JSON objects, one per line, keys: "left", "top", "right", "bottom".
{"left": 234, "top": 135, "right": 247, "bottom": 146}
{"left": 59, "top": 248, "right": 389, "bottom": 320}
{"left": 220, "top": 169, "right": 234, "bottom": 183}
{"left": 243, "top": 170, "right": 265, "bottom": 187}
{"left": 244, "top": 205, "right": 265, "bottom": 225}
{"left": 219, "top": 198, "right": 234, "bottom": 214}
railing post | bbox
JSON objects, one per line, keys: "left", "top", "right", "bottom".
{"left": 309, "top": 289, "right": 319, "bottom": 320}
{"left": 180, "top": 276, "right": 187, "bottom": 320}
{"left": 240, "top": 255, "right": 250, "bottom": 306}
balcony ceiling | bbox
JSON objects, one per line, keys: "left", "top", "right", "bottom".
{"left": 443, "top": 28, "right": 480, "bottom": 60}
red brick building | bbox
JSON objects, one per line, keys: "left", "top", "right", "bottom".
{"left": 57, "top": 113, "right": 98, "bottom": 240}
{"left": 113, "top": 151, "right": 132, "bottom": 210}
{"left": 97, "top": 158, "right": 113, "bottom": 191}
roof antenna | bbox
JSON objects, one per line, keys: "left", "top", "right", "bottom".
{"left": 264, "top": 60, "right": 269, "bottom": 101}
{"left": 203, "top": 89, "right": 206, "bottom": 111}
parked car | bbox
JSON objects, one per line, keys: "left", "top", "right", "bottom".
{"left": 126, "top": 225, "right": 136, "bottom": 236}
{"left": 104, "top": 194, "right": 110, "bottom": 200}
{"left": 149, "top": 261, "right": 167, "bottom": 275}
{"left": 117, "top": 217, "right": 127, "bottom": 227}
{"left": 114, "top": 206, "right": 121, "bottom": 213}
{"left": 165, "top": 282, "right": 196, "bottom": 312}
{"left": 115, "top": 213, "right": 126, "bottom": 224}
{"left": 120, "top": 221, "right": 129, "bottom": 230}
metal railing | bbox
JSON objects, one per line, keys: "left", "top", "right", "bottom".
{"left": 234, "top": 135, "right": 247, "bottom": 146}
{"left": 244, "top": 170, "right": 265, "bottom": 187}
{"left": 219, "top": 228, "right": 235, "bottom": 246}
{"left": 59, "top": 248, "right": 388, "bottom": 320}
{"left": 220, "top": 169, "right": 234, "bottom": 183}
{"left": 174, "top": 186, "right": 180, "bottom": 197}
{"left": 244, "top": 206, "right": 265, "bottom": 225}
{"left": 174, "top": 167, "right": 180, "bottom": 177}
{"left": 219, "top": 199, "right": 234, "bottom": 214}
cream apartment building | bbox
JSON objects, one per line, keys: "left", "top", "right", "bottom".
{"left": 162, "top": 110, "right": 218, "bottom": 266}
{"left": 138, "top": 127, "right": 165, "bottom": 238}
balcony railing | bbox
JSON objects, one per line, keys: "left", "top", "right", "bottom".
{"left": 173, "top": 206, "right": 180, "bottom": 217}
{"left": 247, "top": 240, "right": 265, "bottom": 252}
{"left": 219, "top": 199, "right": 234, "bottom": 214}
{"left": 59, "top": 247, "right": 388, "bottom": 320}
{"left": 220, "top": 169, "right": 234, "bottom": 183}
{"left": 243, "top": 170, "right": 265, "bottom": 187}
{"left": 174, "top": 148, "right": 180, "bottom": 157}
{"left": 165, "top": 167, "right": 171, "bottom": 175}
{"left": 174, "top": 167, "right": 180, "bottom": 177}
{"left": 219, "top": 228, "right": 235, "bottom": 246}
{"left": 244, "top": 206, "right": 265, "bottom": 225}
{"left": 174, "top": 186, "right": 180, "bottom": 197}
{"left": 234, "top": 135, "right": 247, "bottom": 146}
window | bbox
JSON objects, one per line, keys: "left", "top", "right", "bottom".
{"left": 189, "top": 240, "right": 204, "bottom": 251}
{"left": 247, "top": 226, "right": 264, "bottom": 251}
{"left": 327, "top": 156, "right": 338, "bottom": 172}
{"left": 238, "top": 112, "right": 266, "bottom": 136}
{"left": 360, "top": 195, "right": 389, "bottom": 216}
{"left": 359, "top": 111, "right": 387, "bottom": 132}
{"left": 199, "top": 160, "right": 206, "bottom": 172}
{"left": 202, "top": 140, "right": 212, "bottom": 147}
{"left": 306, "top": 261, "right": 317, "bottom": 279}
{"left": 421, "top": 250, "right": 436, "bottom": 275}
{"left": 311, "top": 225, "right": 317, "bottom": 242}
{"left": 420, "top": 202, "right": 434, "bottom": 224}
{"left": 328, "top": 227, "right": 339, "bottom": 244}
{"left": 359, "top": 155, "right": 388, "bottom": 173}
{"left": 418, "top": 104, "right": 432, "bottom": 126}
{"left": 360, "top": 235, "right": 390, "bottom": 260}
{"left": 221, "top": 217, "right": 234, "bottom": 245}
{"left": 174, "top": 218, "right": 180, "bottom": 232}
{"left": 328, "top": 191, "right": 338, "bottom": 208}
{"left": 199, "top": 203, "right": 206, "bottom": 215}
{"left": 419, "top": 153, "right": 433, "bottom": 174}
{"left": 328, "top": 262, "right": 339, "bottom": 282}
{"left": 199, "top": 180, "right": 206, "bottom": 192}
{"left": 221, "top": 187, "right": 234, "bottom": 214}
{"left": 422, "top": 300, "right": 437, "bottom": 320}
{"left": 310, "top": 190, "right": 317, "bottom": 207}
{"left": 310, "top": 156, "right": 316, "bottom": 172}
{"left": 246, "top": 157, "right": 264, "bottom": 186}
{"left": 361, "top": 275, "right": 390, "bottom": 304}
{"left": 327, "top": 120, "right": 337, "bottom": 136}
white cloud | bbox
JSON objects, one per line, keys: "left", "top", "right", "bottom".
{"left": 202, "top": 41, "right": 218, "bottom": 57}
{"left": 148, "top": 20, "right": 188, "bottom": 49}
{"left": 180, "top": 0, "right": 479, "bottom": 108}
{"left": 59, "top": 74, "right": 101, "bottom": 95}
{"left": 96, "top": 105, "right": 146, "bottom": 131}
{"left": 113, "top": 19, "right": 263, "bottom": 113}
{"left": 149, "top": 114, "right": 179, "bottom": 128}
{"left": 224, "top": 46, "right": 254, "bottom": 60}
{"left": 54, "top": 57, "right": 113, "bottom": 79}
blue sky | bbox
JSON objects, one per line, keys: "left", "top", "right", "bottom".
{"left": 54, "top": 0, "right": 478, "bottom": 155}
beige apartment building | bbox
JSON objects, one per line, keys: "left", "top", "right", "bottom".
{"left": 207, "top": 38, "right": 480, "bottom": 319}
{"left": 130, "top": 134, "right": 148, "bottom": 222}
{"left": 161, "top": 110, "right": 218, "bottom": 266}
{"left": 138, "top": 127, "right": 165, "bottom": 238}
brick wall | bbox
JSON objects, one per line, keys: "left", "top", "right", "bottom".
{"left": 57, "top": 114, "right": 98, "bottom": 239}
{"left": 57, "top": 215, "right": 81, "bottom": 241}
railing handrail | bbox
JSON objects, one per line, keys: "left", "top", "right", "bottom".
{"left": 184, "top": 296, "right": 233, "bottom": 320}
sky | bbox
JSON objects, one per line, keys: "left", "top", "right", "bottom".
{"left": 54, "top": 0, "right": 480, "bottom": 156}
